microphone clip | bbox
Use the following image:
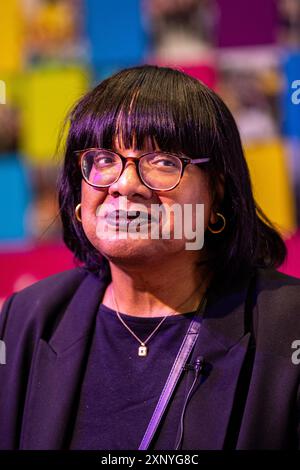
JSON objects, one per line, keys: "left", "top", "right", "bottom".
{"left": 183, "top": 355, "right": 205, "bottom": 373}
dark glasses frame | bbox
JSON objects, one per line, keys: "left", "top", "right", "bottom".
{"left": 74, "top": 147, "right": 210, "bottom": 191}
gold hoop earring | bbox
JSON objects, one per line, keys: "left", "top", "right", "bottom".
{"left": 208, "top": 212, "right": 226, "bottom": 234}
{"left": 75, "top": 203, "right": 82, "bottom": 223}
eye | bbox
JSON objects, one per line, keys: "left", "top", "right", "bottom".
{"left": 151, "top": 157, "right": 177, "bottom": 167}
{"left": 94, "top": 155, "right": 117, "bottom": 167}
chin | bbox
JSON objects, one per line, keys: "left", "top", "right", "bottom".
{"left": 93, "top": 236, "right": 186, "bottom": 266}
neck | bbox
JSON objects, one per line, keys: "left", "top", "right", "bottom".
{"left": 102, "top": 255, "right": 213, "bottom": 318}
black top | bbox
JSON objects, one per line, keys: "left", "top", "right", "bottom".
{"left": 69, "top": 303, "right": 198, "bottom": 450}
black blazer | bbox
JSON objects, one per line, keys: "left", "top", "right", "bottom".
{"left": 0, "top": 266, "right": 300, "bottom": 450}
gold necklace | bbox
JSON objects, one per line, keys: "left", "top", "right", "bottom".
{"left": 111, "top": 284, "right": 205, "bottom": 357}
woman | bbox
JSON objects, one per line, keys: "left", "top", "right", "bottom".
{"left": 0, "top": 65, "right": 299, "bottom": 450}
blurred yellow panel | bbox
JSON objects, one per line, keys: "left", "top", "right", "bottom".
{"left": 0, "top": 0, "right": 24, "bottom": 72}
{"left": 20, "top": 66, "right": 89, "bottom": 165}
{"left": 245, "top": 139, "right": 296, "bottom": 237}
{"left": 0, "top": 71, "right": 24, "bottom": 105}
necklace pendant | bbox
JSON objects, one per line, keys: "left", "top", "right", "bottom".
{"left": 138, "top": 344, "right": 148, "bottom": 357}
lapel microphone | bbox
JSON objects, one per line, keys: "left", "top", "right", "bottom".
{"left": 184, "top": 355, "right": 205, "bottom": 373}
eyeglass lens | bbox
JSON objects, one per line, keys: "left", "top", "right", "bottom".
{"left": 81, "top": 149, "right": 182, "bottom": 190}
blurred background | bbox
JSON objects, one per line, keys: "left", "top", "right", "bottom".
{"left": 0, "top": 0, "right": 300, "bottom": 306}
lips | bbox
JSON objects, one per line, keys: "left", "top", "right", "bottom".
{"left": 105, "top": 209, "right": 158, "bottom": 227}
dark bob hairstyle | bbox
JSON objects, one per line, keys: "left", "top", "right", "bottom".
{"left": 58, "top": 64, "right": 286, "bottom": 281}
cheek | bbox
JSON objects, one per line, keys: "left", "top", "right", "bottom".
{"left": 159, "top": 171, "right": 213, "bottom": 227}
{"left": 81, "top": 181, "right": 107, "bottom": 211}
{"left": 185, "top": 171, "right": 213, "bottom": 226}
{"left": 80, "top": 181, "right": 108, "bottom": 233}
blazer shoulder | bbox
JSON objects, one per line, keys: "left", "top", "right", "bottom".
{"left": 256, "top": 268, "right": 300, "bottom": 314}
{"left": 3, "top": 267, "right": 88, "bottom": 308}
{"left": 0, "top": 267, "right": 89, "bottom": 339}
{"left": 257, "top": 267, "right": 300, "bottom": 287}
{"left": 254, "top": 268, "right": 300, "bottom": 354}
{"left": 15, "top": 266, "right": 88, "bottom": 298}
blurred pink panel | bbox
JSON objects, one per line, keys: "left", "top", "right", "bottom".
{"left": 279, "top": 232, "right": 300, "bottom": 279}
{"left": 179, "top": 64, "right": 218, "bottom": 90}
{"left": 0, "top": 243, "right": 76, "bottom": 301}
{"left": 149, "top": 57, "right": 218, "bottom": 90}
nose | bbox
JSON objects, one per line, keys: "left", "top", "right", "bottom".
{"left": 108, "top": 160, "right": 153, "bottom": 199}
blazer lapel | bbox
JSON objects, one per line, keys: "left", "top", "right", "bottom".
{"left": 179, "top": 272, "right": 255, "bottom": 450}
{"left": 180, "top": 328, "right": 251, "bottom": 449}
{"left": 20, "top": 271, "right": 109, "bottom": 449}
{"left": 152, "top": 270, "right": 255, "bottom": 450}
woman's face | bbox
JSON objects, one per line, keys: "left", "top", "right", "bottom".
{"left": 80, "top": 137, "right": 218, "bottom": 267}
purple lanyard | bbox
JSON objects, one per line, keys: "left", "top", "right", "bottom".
{"left": 138, "top": 296, "right": 207, "bottom": 450}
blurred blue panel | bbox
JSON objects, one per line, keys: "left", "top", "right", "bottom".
{"left": 0, "top": 154, "right": 31, "bottom": 241}
{"left": 84, "top": 0, "right": 146, "bottom": 67}
{"left": 91, "top": 64, "right": 123, "bottom": 85}
{"left": 281, "top": 51, "right": 300, "bottom": 138}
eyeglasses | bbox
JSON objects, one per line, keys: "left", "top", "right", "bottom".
{"left": 75, "top": 148, "right": 210, "bottom": 191}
